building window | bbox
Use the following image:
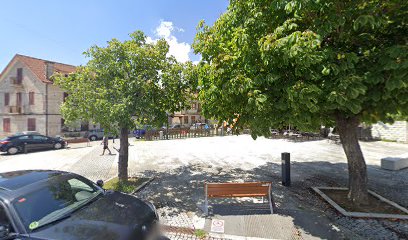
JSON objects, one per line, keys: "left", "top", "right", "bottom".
{"left": 4, "top": 93, "right": 9, "bottom": 106}
{"left": 27, "top": 118, "right": 36, "bottom": 131}
{"left": 191, "top": 116, "right": 196, "bottom": 123}
{"left": 191, "top": 103, "right": 196, "bottom": 110}
{"left": 3, "top": 118, "right": 10, "bottom": 132}
{"left": 16, "top": 93, "right": 22, "bottom": 106}
{"left": 29, "top": 92, "right": 35, "bottom": 105}
{"left": 17, "top": 68, "right": 23, "bottom": 84}
{"left": 184, "top": 116, "right": 189, "bottom": 125}
{"left": 197, "top": 103, "right": 201, "bottom": 112}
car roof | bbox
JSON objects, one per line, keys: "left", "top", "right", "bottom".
{"left": 0, "top": 170, "right": 68, "bottom": 199}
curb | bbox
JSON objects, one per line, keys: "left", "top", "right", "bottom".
{"left": 132, "top": 177, "right": 155, "bottom": 194}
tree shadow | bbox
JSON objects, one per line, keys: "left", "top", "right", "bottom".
{"left": 134, "top": 161, "right": 408, "bottom": 239}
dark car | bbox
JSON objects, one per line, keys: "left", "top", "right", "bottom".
{"left": 0, "top": 134, "right": 67, "bottom": 155}
{"left": 0, "top": 170, "right": 160, "bottom": 240}
{"left": 133, "top": 126, "right": 155, "bottom": 139}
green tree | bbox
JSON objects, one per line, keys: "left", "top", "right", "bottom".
{"left": 55, "top": 31, "right": 191, "bottom": 181}
{"left": 194, "top": 0, "right": 408, "bottom": 204}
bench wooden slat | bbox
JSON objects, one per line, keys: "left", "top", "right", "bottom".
{"left": 206, "top": 182, "right": 271, "bottom": 186}
{"left": 204, "top": 182, "right": 274, "bottom": 215}
{"left": 209, "top": 193, "right": 268, "bottom": 198}
{"left": 207, "top": 188, "right": 269, "bottom": 196}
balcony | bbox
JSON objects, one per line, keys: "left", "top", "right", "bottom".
{"left": 10, "top": 77, "right": 23, "bottom": 85}
{"left": 9, "top": 106, "right": 23, "bottom": 114}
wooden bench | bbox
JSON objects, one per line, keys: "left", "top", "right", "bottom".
{"left": 204, "top": 182, "right": 274, "bottom": 215}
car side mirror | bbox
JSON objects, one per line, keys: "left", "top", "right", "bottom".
{"left": 96, "top": 180, "right": 104, "bottom": 188}
{"left": 0, "top": 224, "right": 9, "bottom": 238}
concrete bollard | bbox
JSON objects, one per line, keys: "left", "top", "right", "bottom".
{"left": 281, "top": 152, "right": 291, "bottom": 186}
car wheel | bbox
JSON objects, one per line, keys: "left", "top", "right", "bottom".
{"left": 89, "top": 135, "right": 97, "bottom": 141}
{"left": 7, "top": 147, "right": 19, "bottom": 155}
{"left": 54, "top": 143, "right": 62, "bottom": 149}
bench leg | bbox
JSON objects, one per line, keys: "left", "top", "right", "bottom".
{"left": 205, "top": 184, "right": 209, "bottom": 216}
{"left": 268, "top": 186, "right": 274, "bottom": 214}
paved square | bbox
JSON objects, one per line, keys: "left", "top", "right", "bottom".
{"left": 1, "top": 135, "right": 407, "bottom": 239}
{"left": 129, "top": 136, "right": 408, "bottom": 239}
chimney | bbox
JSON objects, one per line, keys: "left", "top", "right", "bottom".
{"left": 45, "top": 62, "right": 55, "bottom": 80}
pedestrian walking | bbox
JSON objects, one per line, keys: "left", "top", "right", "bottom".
{"left": 100, "top": 135, "right": 112, "bottom": 155}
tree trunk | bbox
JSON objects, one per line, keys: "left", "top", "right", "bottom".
{"left": 336, "top": 114, "right": 369, "bottom": 205}
{"left": 118, "top": 127, "right": 129, "bottom": 182}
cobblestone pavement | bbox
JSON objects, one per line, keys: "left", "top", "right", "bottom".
{"left": 67, "top": 143, "right": 118, "bottom": 182}
{"left": 162, "top": 226, "right": 231, "bottom": 240}
{"left": 0, "top": 139, "right": 118, "bottom": 182}
{"left": 130, "top": 136, "right": 408, "bottom": 239}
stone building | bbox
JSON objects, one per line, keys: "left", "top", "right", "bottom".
{"left": 171, "top": 100, "right": 211, "bottom": 127}
{"left": 0, "top": 54, "right": 75, "bottom": 137}
{"left": 371, "top": 121, "right": 408, "bottom": 143}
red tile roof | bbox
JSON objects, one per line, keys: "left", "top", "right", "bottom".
{"left": 0, "top": 54, "right": 76, "bottom": 83}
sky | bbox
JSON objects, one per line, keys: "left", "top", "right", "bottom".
{"left": 0, "top": 0, "right": 229, "bottom": 70}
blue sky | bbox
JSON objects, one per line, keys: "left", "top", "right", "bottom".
{"left": 0, "top": 0, "right": 228, "bottom": 70}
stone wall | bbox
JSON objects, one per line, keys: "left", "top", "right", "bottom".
{"left": 371, "top": 121, "right": 408, "bottom": 143}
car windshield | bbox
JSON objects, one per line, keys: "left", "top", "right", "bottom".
{"left": 12, "top": 175, "right": 102, "bottom": 232}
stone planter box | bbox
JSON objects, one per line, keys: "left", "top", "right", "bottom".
{"left": 313, "top": 187, "right": 408, "bottom": 220}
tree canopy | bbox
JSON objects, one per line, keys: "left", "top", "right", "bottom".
{"left": 54, "top": 31, "right": 192, "bottom": 180}
{"left": 194, "top": 0, "right": 407, "bottom": 135}
{"left": 193, "top": 0, "right": 407, "bottom": 204}
{"left": 55, "top": 31, "right": 191, "bottom": 132}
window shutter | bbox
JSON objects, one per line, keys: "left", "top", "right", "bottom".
{"left": 17, "top": 68, "right": 23, "bottom": 84}
{"left": 3, "top": 118, "right": 10, "bottom": 132}
{"left": 4, "top": 93, "right": 9, "bottom": 106}
{"left": 27, "top": 118, "right": 36, "bottom": 131}
{"left": 16, "top": 93, "right": 22, "bottom": 106}
{"left": 29, "top": 92, "right": 35, "bottom": 105}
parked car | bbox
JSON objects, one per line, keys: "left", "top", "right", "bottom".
{"left": 0, "top": 134, "right": 67, "bottom": 155}
{"left": 84, "top": 129, "right": 117, "bottom": 141}
{"left": 0, "top": 170, "right": 160, "bottom": 240}
{"left": 83, "top": 129, "right": 104, "bottom": 141}
{"left": 170, "top": 124, "right": 181, "bottom": 129}
{"left": 190, "top": 123, "right": 207, "bottom": 130}
{"left": 13, "top": 131, "right": 41, "bottom": 136}
{"left": 133, "top": 125, "right": 155, "bottom": 139}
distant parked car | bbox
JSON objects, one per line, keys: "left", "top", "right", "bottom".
{"left": 84, "top": 129, "right": 117, "bottom": 141}
{"left": 133, "top": 125, "right": 155, "bottom": 139}
{"left": 83, "top": 129, "right": 104, "bottom": 141}
{"left": 171, "top": 124, "right": 181, "bottom": 129}
{"left": 13, "top": 131, "right": 41, "bottom": 136}
{"left": 0, "top": 170, "right": 160, "bottom": 240}
{"left": 0, "top": 134, "right": 67, "bottom": 155}
{"left": 190, "top": 123, "right": 206, "bottom": 130}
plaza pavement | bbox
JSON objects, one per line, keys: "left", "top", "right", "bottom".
{"left": 0, "top": 140, "right": 117, "bottom": 182}
{"left": 128, "top": 135, "right": 408, "bottom": 239}
{"left": 1, "top": 135, "right": 407, "bottom": 239}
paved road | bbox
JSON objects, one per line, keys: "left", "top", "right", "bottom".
{"left": 0, "top": 140, "right": 118, "bottom": 182}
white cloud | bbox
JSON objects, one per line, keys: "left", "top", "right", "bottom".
{"left": 149, "top": 20, "right": 191, "bottom": 63}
